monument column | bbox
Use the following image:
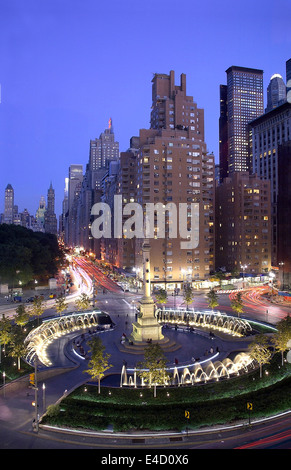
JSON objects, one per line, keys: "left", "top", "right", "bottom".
{"left": 130, "top": 239, "right": 164, "bottom": 343}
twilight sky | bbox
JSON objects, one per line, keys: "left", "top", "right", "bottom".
{"left": 1, "top": 0, "right": 291, "bottom": 217}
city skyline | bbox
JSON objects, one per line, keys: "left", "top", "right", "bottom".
{"left": 1, "top": 0, "right": 291, "bottom": 216}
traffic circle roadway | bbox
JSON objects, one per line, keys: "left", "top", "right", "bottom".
{"left": 1, "top": 283, "right": 291, "bottom": 450}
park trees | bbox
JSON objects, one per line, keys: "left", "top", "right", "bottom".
{"left": 0, "top": 224, "right": 64, "bottom": 286}
{"left": 137, "top": 343, "right": 169, "bottom": 398}
{"left": 248, "top": 333, "right": 272, "bottom": 378}
{"left": 155, "top": 288, "right": 167, "bottom": 310}
{"left": 272, "top": 315, "right": 291, "bottom": 365}
{"left": 230, "top": 292, "right": 244, "bottom": 318}
{"left": 30, "top": 296, "right": 45, "bottom": 325}
{"left": 9, "top": 325, "right": 27, "bottom": 370}
{"left": 207, "top": 288, "right": 219, "bottom": 311}
{"left": 84, "top": 337, "right": 112, "bottom": 394}
{"left": 14, "top": 304, "right": 30, "bottom": 329}
{"left": 183, "top": 285, "right": 194, "bottom": 310}
{"left": 0, "top": 315, "right": 12, "bottom": 358}
{"left": 55, "top": 294, "right": 68, "bottom": 316}
{"left": 75, "top": 293, "right": 91, "bottom": 311}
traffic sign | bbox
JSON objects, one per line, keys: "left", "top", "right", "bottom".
{"left": 185, "top": 410, "right": 190, "bottom": 419}
{"left": 247, "top": 402, "right": 253, "bottom": 411}
{"left": 29, "top": 373, "right": 35, "bottom": 386}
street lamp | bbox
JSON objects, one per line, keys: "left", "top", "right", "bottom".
{"left": 241, "top": 264, "right": 247, "bottom": 288}
{"left": 2, "top": 372, "right": 5, "bottom": 398}
{"left": 181, "top": 269, "right": 186, "bottom": 290}
{"left": 279, "top": 262, "right": 285, "bottom": 290}
{"left": 42, "top": 383, "right": 46, "bottom": 412}
{"left": 269, "top": 271, "right": 275, "bottom": 301}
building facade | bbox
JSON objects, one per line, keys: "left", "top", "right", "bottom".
{"left": 215, "top": 172, "right": 271, "bottom": 275}
{"left": 250, "top": 101, "right": 291, "bottom": 264}
{"left": 44, "top": 182, "right": 58, "bottom": 235}
{"left": 277, "top": 141, "right": 291, "bottom": 288}
{"left": 219, "top": 66, "right": 264, "bottom": 180}
{"left": 133, "top": 71, "right": 215, "bottom": 289}
{"left": 286, "top": 58, "right": 291, "bottom": 97}
{"left": 265, "top": 74, "right": 286, "bottom": 113}
{"left": 3, "top": 184, "right": 14, "bottom": 224}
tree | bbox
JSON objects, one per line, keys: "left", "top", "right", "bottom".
{"left": 207, "top": 288, "right": 219, "bottom": 311}
{"left": 75, "top": 293, "right": 91, "bottom": 311}
{"left": 54, "top": 294, "right": 68, "bottom": 316}
{"left": 155, "top": 288, "right": 167, "bottom": 310}
{"left": 230, "top": 292, "right": 244, "bottom": 317}
{"left": 272, "top": 315, "right": 291, "bottom": 365}
{"left": 9, "top": 325, "right": 27, "bottom": 370}
{"left": 0, "top": 315, "right": 12, "bottom": 357}
{"left": 0, "top": 224, "right": 64, "bottom": 286}
{"left": 183, "top": 285, "right": 194, "bottom": 310}
{"left": 211, "top": 271, "right": 226, "bottom": 288}
{"left": 137, "top": 343, "right": 169, "bottom": 398}
{"left": 248, "top": 334, "right": 272, "bottom": 378}
{"left": 84, "top": 337, "right": 112, "bottom": 394}
{"left": 14, "top": 304, "right": 30, "bottom": 329}
{"left": 29, "top": 296, "right": 45, "bottom": 325}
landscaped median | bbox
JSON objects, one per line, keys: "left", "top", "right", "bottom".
{"left": 41, "top": 353, "right": 291, "bottom": 432}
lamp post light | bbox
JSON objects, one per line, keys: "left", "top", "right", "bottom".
{"left": 181, "top": 269, "right": 186, "bottom": 291}
{"left": 269, "top": 271, "right": 275, "bottom": 301}
{"left": 241, "top": 264, "right": 247, "bottom": 288}
{"left": 42, "top": 383, "right": 46, "bottom": 412}
{"left": 279, "top": 262, "right": 285, "bottom": 291}
{"left": 2, "top": 371, "right": 5, "bottom": 398}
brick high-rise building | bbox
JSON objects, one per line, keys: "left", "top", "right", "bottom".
{"left": 249, "top": 101, "right": 291, "bottom": 265}
{"left": 215, "top": 172, "right": 271, "bottom": 275}
{"left": 276, "top": 141, "right": 291, "bottom": 289}
{"left": 117, "top": 143, "right": 138, "bottom": 270}
{"left": 134, "top": 71, "right": 215, "bottom": 289}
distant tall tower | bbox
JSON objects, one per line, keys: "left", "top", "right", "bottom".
{"left": 219, "top": 66, "right": 264, "bottom": 180}
{"left": 44, "top": 182, "right": 58, "bottom": 235}
{"left": 89, "top": 119, "right": 119, "bottom": 190}
{"left": 35, "top": 196, "right": 46, "bottom": 231}
{"left": 65, "top": 164, "right": 83, "bottom": 246}
{"left": 265, "top": 74, "right": 286, "bottom": 112}
{"left": 3, "top": 184, "right": 14, "bottom": 224}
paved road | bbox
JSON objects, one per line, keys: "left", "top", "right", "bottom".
{"left": 1, "top": 259, "right": 290, "bottom": 450}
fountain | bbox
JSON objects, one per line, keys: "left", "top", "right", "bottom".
{"left": 120, "top": 352, "right": 255, "bottom": 388}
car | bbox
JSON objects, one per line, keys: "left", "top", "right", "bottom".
{"left": 26, "top": 297, "right": 35, "bottom": 303}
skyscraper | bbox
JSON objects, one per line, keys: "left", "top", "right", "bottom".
{"left": 265, "top": 74, "right": 286, "bottom": 113}
{"left": 134, "top": 71, "right": 215, "bottom": 288}
{"left": 219, "top": 85, "right": 228, "bottom": 183}
{"left": 219, "top": 66, "right": 264, "bottom": 180}
{"left": 35, "top": 196, "right": 46, "bottom": 231}
{"left": 89, "top": 119, "right": 119, "bottom": 190}
{"left": 65, "top": 164, "right": 83, "bottom": 246}
{"left": 3, "top": 184, "right": 14, "bottom": 224}
{"left": 44, "top": 182, "right": 58, "bottom": 235}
